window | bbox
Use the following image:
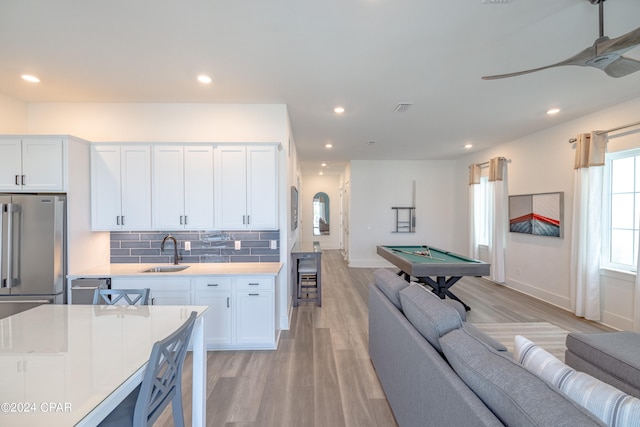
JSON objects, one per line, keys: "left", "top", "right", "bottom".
{"left": 602, "top": 148, "right": 640, "bottom": 272}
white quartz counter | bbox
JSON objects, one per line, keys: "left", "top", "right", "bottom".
{"left": 68, "top": 262, "right": 282, "bottom": 278}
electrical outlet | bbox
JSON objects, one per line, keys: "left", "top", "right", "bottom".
{"left": 270, "top": 240, "right": 277, "bottom": 249}
{"left": 235, "top": 240, "right": 241, "bottom": 250}
{"left": 184, "top": 241, "right": 191, "bottom": 251}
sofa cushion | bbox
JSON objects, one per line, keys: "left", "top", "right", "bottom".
{"left": 440, "top": 328, "right": 605, "bottom": 427}
{"left": 566, "top": 332, "right": 640, "bottom": 394}
{"left": 516, "top": 335, "right": 640, "bottom": 427}
{"left": 443, "top": 299, "right": 467, "bottom": 321}
{"left": 373, "top": 269, "right": 409, "bottom": 310}
{"left": 399, "top": 284, "right": 462, "bottom": 352}
{"left": 464, "top": 323, "right": 508, "bottom": 352}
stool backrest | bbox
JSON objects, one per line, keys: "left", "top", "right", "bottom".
{"left": 133, "top": 311, "right": 197, "bottom": 426}
{"left": 93, "top": 288, "right": 151, "bottom": 305}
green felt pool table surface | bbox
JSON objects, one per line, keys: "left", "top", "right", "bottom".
{"left": 376, "top": 245, "right": 490, "bottom": 278}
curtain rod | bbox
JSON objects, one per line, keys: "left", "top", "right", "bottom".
{"left": 567, "top": 119, "right": 640, "bottom": 143}
{"left": 468, "top": 157, "right": 507, "bottom": 168}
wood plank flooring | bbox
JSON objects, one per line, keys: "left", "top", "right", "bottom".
{"left": 157, "top": 250, "right": 613, "bottom": 427}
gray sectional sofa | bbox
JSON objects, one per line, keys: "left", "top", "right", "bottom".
{"left": 368, "top": 268, "right": 606, "bottom": 427}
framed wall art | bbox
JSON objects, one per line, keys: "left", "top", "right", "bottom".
{"left": 509, "top": 192, "right": 563, "bottom": 238}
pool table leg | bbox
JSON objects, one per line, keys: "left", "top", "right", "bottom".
{"left": 420, "top": 276, "right": 471, "bottom": 311}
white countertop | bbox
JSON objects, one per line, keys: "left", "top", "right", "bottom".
{"left": 68, "top": 262, "right": 282, "bottom": 278}
{"left": 0, "top": 304, "right": 208, "bottom": 426}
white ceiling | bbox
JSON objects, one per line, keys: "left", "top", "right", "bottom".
{"left": 2, "top": 0, "right": 640, "bottom": 175}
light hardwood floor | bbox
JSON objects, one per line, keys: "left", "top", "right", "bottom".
{"left": 158, "top": 249, "right": 612, "bottom": 427}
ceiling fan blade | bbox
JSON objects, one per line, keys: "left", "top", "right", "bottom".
{"left": 597, "top": 26, "right": 640, "bottom": 56}
{"left": 481, "top": 49, "right": 592, "bottom": 80}
{"left": 602, "top": 55, "right": 640, "bottom": 78}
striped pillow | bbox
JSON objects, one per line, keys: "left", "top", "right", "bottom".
{"left": 515, "top": 335, "right": 640, "bottom": 427}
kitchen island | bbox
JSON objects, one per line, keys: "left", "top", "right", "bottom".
{"left": 68, "top": 262, "right": 282, "bottom": 350}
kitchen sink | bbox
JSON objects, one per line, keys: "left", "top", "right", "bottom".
{"left": 141, "top": 265, "right": 190, "bottom": 273}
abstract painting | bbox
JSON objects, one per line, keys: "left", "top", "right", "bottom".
{"left": 509, "top": 192, "right": 563, "bottom": 238}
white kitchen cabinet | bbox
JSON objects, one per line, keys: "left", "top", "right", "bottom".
{"left": 235, "top": 277, "right": 275, "bottom": 346}
{"left": 152, "top": 145, "right": 214, "bottom": 230}
{"left": 214, "top": 145, "right": 278, "bottom": 230}
{"left": 0, "top": 136, "right": 64, "bottom": 192}
{"left": 0, "top": 355, "right": 66, "bottom": 402}
{"left": 111, "top": 277, "right": 191, "bottom": 305}
{"left": 108, "top": 274, "right": 276, "bottom": 350}
{"left": 91, "top": 144, "right": 152, "bottom": 230}
{"left": 194, "top": 277, "right": 233, "bottom": 347}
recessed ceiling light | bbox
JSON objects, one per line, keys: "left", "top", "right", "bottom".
{"left": 319, "top": 171, "right": 324, "bottom": 175}
{"left": 547, "top": 108, "right": 561, "bottom": 115}
{"left": 21, "top": 74, "right": 40, "bottom": 83}
{"left": 197, "top": 75, "right": 212, "bottom": 84}
{"left": 321, "top": 162, "right": 327, "bottom": 167}
{"left": 465, "top": 143, "right": 473, "bottom": 149}
{"left": 325, "top": 143, "right": 333, "bottom": 149}
{"left": 334, "top": 106, "right": 345, "bottom": 114}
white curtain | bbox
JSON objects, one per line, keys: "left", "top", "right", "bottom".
{"left": 468, "top": 159, "right": 507, "bottom": 283}
{"left": 635, "top": 237, "right": 640, "bottom": 331}
{"left": 468, "top": 163, "right": 482, "bottom": 259}
{"left": 488, "top": 158, "right": 508, "bottom": 283}
{"left": 570, "top": 132, "right": 606, "bottom": 321}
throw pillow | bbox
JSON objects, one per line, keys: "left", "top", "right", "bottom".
{"left": 515, "top": 335, "right": 640, "bottom": 427}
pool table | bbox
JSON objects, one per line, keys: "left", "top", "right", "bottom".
{"left": 376, "top": 245, "right": 490, "bottom": 310}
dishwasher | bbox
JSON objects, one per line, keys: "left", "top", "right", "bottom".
{"left": 70, "top": 278, "right": 110, "bottom": 304}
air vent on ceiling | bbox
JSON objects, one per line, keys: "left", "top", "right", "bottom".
{"left": 393, "top": 102, "right": 414, "bottom": 113}
{"left": 481, "top": 0, "right": 511, "bottom": 4}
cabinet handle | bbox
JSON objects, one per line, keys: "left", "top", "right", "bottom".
{"left": 116, "top": 216, "right": 120, "bottom": 225}
{"left": 243, "top": 215, "right": 246, "bottom": 224}
{"left": 15, "top": 175, "right": 20, "bottom": 186}
{"left": 184, "top": 215, "right": 188, "bottom": 225}
{"left": 180, "top": 215, "right": 183, "bottom": 224}
{"left": 207, "top": 283, "right": 219, "bottom": 287}
{"left": 21, "top": 175, "right": 25, "bottom": 185}
{"left": 226, "top": 297, "right": 230, "bottom": 308}
{"left": 248, "top": 293, "right": 259, "bottom": 296}
{"left": 248, "top": 283, "right": 259, "bottom": 286}
{"left": 151, "top": 297, "right": 155, "bottom": 305}
{"left": 121, "top": 216, "right": 125, "bottom": 225}
{"left": 247, "top": 215, "right": 250, "bottom": 224}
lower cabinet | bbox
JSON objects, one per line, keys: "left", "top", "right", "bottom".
{"left": 110, "top": 275, "right": 276, "bottom": 350}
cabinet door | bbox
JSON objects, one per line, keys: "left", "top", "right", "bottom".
{"left": 246, "top": 146, "right": 278, "bottom": 229}
{"left": 91, "top": 145, "right": 123, "bottom": 230}
{"left": 21, "top": 138, "right": 64, "bottom": 191}
{"left": 196, "top": 291, "right": 232, "bottom": 347}
{"left": 150, "top": 290, "right": 191, "bottom": 305}
{"left": 120, "top": 145, "right": 152, "bottom": 230}
{"left": 235, "top": 291, "right": 274, "bottom": 346}
{"left": 0, "top": 138, "right": 23, "bottom": 191}
{"left": 184, "top": 146, "right": 214, "bottom": 230}
{"left": 214, "top": 146, "right": 247, "bottom": 229}
{"left": 152, "top": 145, "right": 185, "bottom": 229}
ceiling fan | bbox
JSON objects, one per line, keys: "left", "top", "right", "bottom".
{"left": 482, "top": 0, "right": 640, "bottom": 80}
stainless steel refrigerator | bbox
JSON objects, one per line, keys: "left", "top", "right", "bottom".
{"left": 0, "top": 194, "right": 65, "bottom": 319}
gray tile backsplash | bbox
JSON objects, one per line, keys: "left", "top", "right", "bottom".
{"left": 110, "top": 230, "right": 279, "bottom": 263}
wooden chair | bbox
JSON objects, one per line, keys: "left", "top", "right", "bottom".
{"left": 98, "top": 311, "right": 197, "bottom": 427}
{"left": 93, "top": 288, "right": 151, "bottom": 306}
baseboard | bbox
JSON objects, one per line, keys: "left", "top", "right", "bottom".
{"left": 503, "top": 277, "right": 571, "bottom": 311}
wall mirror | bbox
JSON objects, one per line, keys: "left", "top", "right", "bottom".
{"left": 313, "top": 192, "right": 330, "bottom": 236}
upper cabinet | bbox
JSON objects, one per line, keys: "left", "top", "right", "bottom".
{"left": 91, "top": 144, "right": 152, "bottom": 230}
{"left": 152, "top": 145, "right": 214, "bottom": 230}
{"left": 0, "top": 137, "right": 64, "bottom": 192}
{"left": 214, "top": 145, "right": 278, "bottom": 230}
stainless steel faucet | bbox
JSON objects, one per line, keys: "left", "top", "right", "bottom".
{"left": 161, "top": 235, "right": 182, "bottom": 265}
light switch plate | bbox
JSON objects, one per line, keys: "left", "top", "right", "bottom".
{"left": 184, "top": 241, "right": 191, "bottom": 251}
{"left": 235, "top": 240, "right": 241, "bottom": 250}
{"left": 270, "top": 240, "right": 277, "bottom": 249}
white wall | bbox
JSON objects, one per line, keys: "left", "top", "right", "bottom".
{"left": 0, "top": 92, "right": 27, "bottom": 133}
{"left": 452, "top": 95, "right": 640, "bottom": 331}
{"left": 348, "top": 160, "right": 456, "bottom": 267}
{"left": 300, "top": 174, "right": 341, "bottom": 249}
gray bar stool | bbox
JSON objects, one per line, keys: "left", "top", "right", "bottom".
{"left": 297, "top": 259, "right": 321, "bottom": 306}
